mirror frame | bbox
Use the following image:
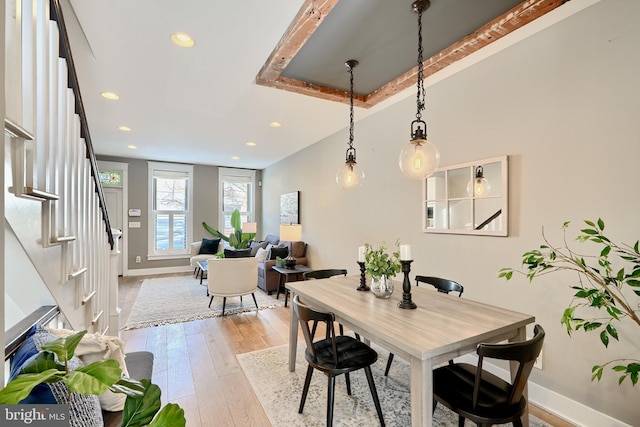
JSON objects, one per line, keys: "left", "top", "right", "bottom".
{"left": 422, "top": 155, "right": 508, "bottom": 236}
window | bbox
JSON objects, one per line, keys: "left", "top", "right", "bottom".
{"left": 148, "top": 162, "right": 193, "bottom": 259}
{"left": 218, "top": 168, "right": 256, "bottom": 240}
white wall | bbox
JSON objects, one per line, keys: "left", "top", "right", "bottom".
{"left": 4, "top": 225, "right": 55, "bottom": 330}
{"left": 262, "top": 0, "right": 640, "bottom": 424}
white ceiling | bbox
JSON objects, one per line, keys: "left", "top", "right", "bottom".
{"left": 61, "top": 0, "right": 591, "bottom": 170}
{"left": 63, "top": 0, "right": 394, "bottom": 170}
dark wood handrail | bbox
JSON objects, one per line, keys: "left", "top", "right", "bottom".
{"left": 475, "top": 209, "right": 502, "bottom": 230}
{"left": 4, "top": 305, "right": 60, "bottom": 360}
{"left": 49, "top": 0, "right": 114, "bottom": 250}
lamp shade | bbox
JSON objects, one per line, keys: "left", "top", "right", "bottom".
{"left": 280, "top": 224, "right": 302, "bottom": 242}
{"left": 242, "top": 222, "right": 257, "bottom": 233}
{"left": 399, "top": 138, "right": 440, "bottom": 180}
{"left": 336, "top": 161, "right": 365, "bottom": 189}
{"left": 466, "top": 166, "right": 491, "bottom": 197}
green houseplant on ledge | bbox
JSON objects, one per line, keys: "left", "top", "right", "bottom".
{"left": 0, "top": 330, "right": 185, "bottom": 426}
{"left": 499, "top": 219, "right": 640, "bottom": 385}
{"left": 202, "top": 208, "right": 256, "bottom": 249}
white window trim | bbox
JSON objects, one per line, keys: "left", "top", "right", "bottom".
{"left": 218, "top": 167, "right": 256, "bottom": 231}
{"left": 148, "top": 161, "right": 194, "bottom": 260}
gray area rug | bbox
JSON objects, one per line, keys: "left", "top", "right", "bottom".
{"left": 237, "top": 342, "right": 552, "bottom": 427}
{"left": 123, "top": 275, "right": 284, "bottom": 330}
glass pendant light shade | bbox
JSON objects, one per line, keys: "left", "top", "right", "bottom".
{"left": 400, "top": 0, "right": 440, "bottom": 181}
{"left": 467, "top": 166, "right": 491, "bottom": 197}
{"left": 337, "top": 59, "right": 364, "bottom": 189}
{"left": 336, "top": 160, "right": 365, "bottom": 190}
{"left": 399, "top": 128, "right": 440, "bottom": 180}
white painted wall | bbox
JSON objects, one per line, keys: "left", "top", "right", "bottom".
{"left": 4, "top": 225, "right": 55, "bottom": 330}
{"left": 261, "top": 0, "right": 640, "bottom": 424}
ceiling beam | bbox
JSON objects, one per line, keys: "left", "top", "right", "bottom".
{"left": 255, "top": 0, "right": 566, "bottom": 109}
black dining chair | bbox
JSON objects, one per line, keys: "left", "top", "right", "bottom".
{"left": 303, "top": 269, "right": 356, "bottom": 339}
{"left": 292, "top": 295, "right": 385, "bottom": 427}
{"left": 432, "top": 324, "right": 545, "bottom": 427}
{"left": 384, "top": 276, "right": 464, "bottom": 376}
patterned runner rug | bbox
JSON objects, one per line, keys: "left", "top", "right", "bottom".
{"left": 237, "top": 342, "right": 552, "bottom": 427}
{"left": 122, "top": 274, "right": 284, "bottom": 330}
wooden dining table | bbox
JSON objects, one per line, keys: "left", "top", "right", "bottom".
{"left": 286, "top": 275, "right": 535, "bottom": 427}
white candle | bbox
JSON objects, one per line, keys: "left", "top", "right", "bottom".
{"left": 358, "top": 246, "right": 366, "bottom": 263}
{"left": 400, "top": 244, "right": 412, "bottom": 261}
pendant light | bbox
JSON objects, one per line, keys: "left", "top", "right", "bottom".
{"left": 467, "top": 165, "right": 491, "bottom": 197}
{"left": 336, "top": 60, "right": 365, "bottom": 190}
{"left": 399, "top": 0, "right": 440, "bottom": 180}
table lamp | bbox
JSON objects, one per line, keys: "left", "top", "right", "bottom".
{"left": 280, "top": 224, "right": 302, "bottom": 268}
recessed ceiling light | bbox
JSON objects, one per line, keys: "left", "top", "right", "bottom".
{"left": 127, "top": 145, "right": 137, "bottom": 150}
{"left": 269, "top": 121, "right": 282, "bottom": 128}
{"left": 231, "top": 156, "right": 240, "bottom": 160}
{"left": 101, "top": 91, "right": 119, "bottom": 100}
{"left": 118, "top": 126, "right": 131, "bottom": 132}
{"left": 171, "top": 32, "right": 195, "bottom": 47}
{"left": 246, "top": 141, "right": 257, "bottom": 146}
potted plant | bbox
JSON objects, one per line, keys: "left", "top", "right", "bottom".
{"left": 364, "top": 241, "right": 402, "bottom": 298}
{"left": 202, "top": 209, "right": 256, "bottom": 249}
{"left": 499, "top": 219, "right": 640, "bottom": 385}
{"left": 0, "top": 330, "right": 186, "bottom": 426}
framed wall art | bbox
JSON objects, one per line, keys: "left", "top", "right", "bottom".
{"left": 280, "top": 191, "right": 299, "bottom": 224}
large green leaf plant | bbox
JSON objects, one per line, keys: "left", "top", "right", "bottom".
{"left": 499, "top": 219, "right": 640, "bottom": 385}
{"left": 202, "top": 209, "right": 256, "bottom": 249}
{"left": 0, "top": 330, "right": 185, "bottom": 427}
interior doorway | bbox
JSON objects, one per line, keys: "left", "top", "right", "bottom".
{"left": 97, "top": 161, "right": 129, "bottom": 276}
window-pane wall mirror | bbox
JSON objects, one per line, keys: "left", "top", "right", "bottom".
{"left": 423, "top": 155, "right": 508, "bottom": 236}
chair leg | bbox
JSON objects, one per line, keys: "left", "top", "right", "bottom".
{"left": 457, "top": 416, "right": 465, "bottom": 427}
{"left": 327, "top": 375, "right": 336, "bottom": 427}
{"left": 208, "top": 296, "right": 214, "bottom": 308}
{"left": 222, "top": 297, "right": 227, "bottom": 315}
{"left": 384, "top": 353, "right": 394, "bottom": 376}
{"left": 345, "top": 373, "right": 352, "bottom": 395}
{"left": 364, "top": 366, "right": 385, "bottom": 426}
{"left": 298, "top": 365, "right": 314, "bottom": 413}
{"left": 251, "top": 293, "right": 258, "bottom": 310}
{"left": 513, "top": 418, "right": 524, "bottom": 427}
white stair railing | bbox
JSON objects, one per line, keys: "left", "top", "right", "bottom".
{"left": 4, "top": 0, "right": 118, "bottom": 334}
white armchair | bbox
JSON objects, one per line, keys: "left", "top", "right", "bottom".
{"left": 207, "top": 257, "right": 259, "bottom": 315}
{"left": 190, "top": 240, "right": 224, "bottom": 275}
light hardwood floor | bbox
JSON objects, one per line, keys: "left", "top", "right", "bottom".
{"left": 117, "top": 273, "right": 573, "bottom": 427}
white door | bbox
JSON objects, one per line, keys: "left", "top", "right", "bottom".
{"left": 104, "top": 188, "right": 123, "bottom": 275}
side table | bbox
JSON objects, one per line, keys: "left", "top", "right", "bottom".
{"left": 272, "top": 265, "right": 311, "bottom": 307}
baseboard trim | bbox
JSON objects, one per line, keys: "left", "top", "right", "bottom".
{"left": 124, "top": 266, "right": 192, "bottom": 277}
{"left": 457, "top": 354, "right": 631, "bottom": 427}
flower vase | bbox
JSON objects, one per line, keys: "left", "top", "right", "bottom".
{"left": 370, "top": 275, "right": 394, "bottom": 299}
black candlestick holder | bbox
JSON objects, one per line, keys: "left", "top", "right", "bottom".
{"left": 398, "top": 260, "right": 417, "bottom": 309}
{"left": 356, "top": 261, "right": 369, "bottom": 291}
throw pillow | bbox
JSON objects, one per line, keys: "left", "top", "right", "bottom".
{"left": 48, "top": 328, "right": 128, "bottom": 411}
{"left": 224, "top": 248, "right": 252, "bottom": 258}
{"left": 269, "top": 245, "right": 289, "bottom": 260}
{"left": 249, "top": 240, "right": 268, "bottom": 257}
{"left": 9, "top": 326, "right": 56, "bottom": 404}
{"left": 282, "top": 240, "right": 307, "bottom": 258}
{"left": 199, "top": 238, "right": 221, "bottom": 254}
{"left": 31, "top": 326, "right": 104, "bottom": 427}
{"left": 255, "top": 247, "right": 268, "bottom": 262}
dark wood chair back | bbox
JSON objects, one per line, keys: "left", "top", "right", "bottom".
{"left": 291, "top": 295, "right": 385, "bottom": 426}
{"left": 303, "top": 269, "right": 348, "bottom": 280}
{"left": 415, "top": 275, "right": 464, "bottom": 296}
{"left": 433, "top": 324, "right": 545, "bottom": 426}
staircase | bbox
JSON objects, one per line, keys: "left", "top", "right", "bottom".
{"left": 4, "top": 0, "right": 118, "bottom": 334}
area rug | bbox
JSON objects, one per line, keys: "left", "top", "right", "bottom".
{"left": 122, "top": 275, "right": 284, "bottom": 330}
{"left": 237, "top": 342, "right": 552, "bottom": 427}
